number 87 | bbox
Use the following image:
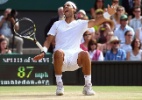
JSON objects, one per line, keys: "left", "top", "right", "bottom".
{"left": 17, "top": 66, "right": 34, "bottom": 78}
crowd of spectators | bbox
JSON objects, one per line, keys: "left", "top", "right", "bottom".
{"left": 0, "top": 8, "right": 23, "bottom": 54}
{"left": 81, "top": 0, "right": 142, "bottom": 61}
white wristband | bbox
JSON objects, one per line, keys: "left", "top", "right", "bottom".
{"left": 103, "top": 12, "right": 111, "bottom": 19}
{"left": 42, "top": 46, "right": 48, "bottom": 53}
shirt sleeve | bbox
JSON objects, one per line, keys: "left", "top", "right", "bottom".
{"left": 47, "top": 21, "right": 58, "bottom": 36}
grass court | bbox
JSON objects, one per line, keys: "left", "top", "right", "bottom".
{"left": 0, "top": 86, "right": 142, "bottom": 100}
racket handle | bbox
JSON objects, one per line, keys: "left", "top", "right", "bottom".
{"left": 35, "top": 41, "right": 44, "bottom": 51}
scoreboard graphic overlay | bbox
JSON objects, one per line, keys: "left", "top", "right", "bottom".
{"left": 0, "top": 54, "right": 54, "bottom": 86}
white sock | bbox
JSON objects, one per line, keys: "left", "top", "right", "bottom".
{"left": 55, "top": 75, "right": 63, "bottom": 86}
{"left": 84, "top": 75, "right": 91, "bottom": 86}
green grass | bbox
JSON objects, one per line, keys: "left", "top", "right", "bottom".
{"left": 0, "top": 86, "right": 142, "bottom": 100}
{"left": 0, "top": 86, "right": 142, "bottom": 92}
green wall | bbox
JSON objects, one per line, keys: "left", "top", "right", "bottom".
{"left": 0, "top": 0, "right": 122, "bottom": 11}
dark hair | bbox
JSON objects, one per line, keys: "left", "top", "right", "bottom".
{"left": 88, "top": 39, "right": 98, "bottom": 51}
{"left": 93, "top": 0, "right": 104, "bottom": 10}
{"left": 124, "top": 30, "right": 131, "bottom": 36}
{"left": 131, "top": 38, "right": 141, "bottom": 50}
{"left": 11, "top": 9, "right": 18, "bottom": 17}
{"left": 7, "top": 9, "right": 18, "bottom": 19}
{"left": 83, "top": 31, "right": 88, "bottom": 37}
{"left": 133, "top": 6, "right": 141, "bottom": 11}
{"left": 0, "top": 38, "right": 7, "bottom": 44}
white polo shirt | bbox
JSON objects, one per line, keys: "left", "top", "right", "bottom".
{"left": 47, "top": 19, "right": 88, "bottom": 51}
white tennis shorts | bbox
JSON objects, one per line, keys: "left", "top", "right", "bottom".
{"left": 53, "top": 49, "right": 83, "bottom": 72}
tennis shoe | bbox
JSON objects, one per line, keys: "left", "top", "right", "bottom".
{"left": 82, "top": 83, "right": 95, "bottom": 95}
{"left": 56, "top": 82, "right": 64, "bottom": 96}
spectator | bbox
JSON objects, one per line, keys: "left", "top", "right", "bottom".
{"left": 44, "top": 6, "right": 64, "bottom": 53}
{"left": 76, "top": 9, "right": 88, "bottom": 20}
{"left": 90, "top": 0, "right": 106, "bottom": 19}
{"left": 135, "top": 27, "right": 142, "bottom": 45}
{"left": 98, "top": 31, "right": 114, "bottom": 56}
{"left": 0, "top": 34, "right": 9, "bottom": 46}
{"left": 44, "top": 6, "right": 65, "bottom": 38}
{"left": 98, "top": 19, "right": 114, "bottom": 43}
{"left": 114, "top": 14, "right": 135, "bottom": 44}
{"left": 94, "top": 31, "right": 100, "bottom": 42}
{"left": 105, "top": 36, "right": 126, "bottom": 61}
{"left": 129, "top": 6, "right": 142, "bottom": 31}
{"left": 58, "top": 7, "right": 65, "bottom": 20}
{"left": 0, "top": 38, "right": 11, "bottom": 54}
{"left": 120, "top": 30, "right": 133, "bottom": 53}
{"left": 81, "top": 28, "right": 95, "bottom": 43}
{"left": 122, "top": 0, "right": 134, "bottom": 16}
{"left": 87, "top": 27, "right": 95, "bottom": 41}
{"left": 133, "top": 0, "right": 142, "bottom": 15}
{"left": 88, "top": 39, "right": 104, "bottom": 61}
{"left": 122, "top": 0, "right": 142, "bottom": 17}
{"left": 80, "top": 30, "right": 92, "bottom": 51}
{"left": 93, "top": 9, "right": 104, "bottom": 32}
{"left": 0, "top": 8, "right": 23, "bottom": 54}
{"left": 126, "top": 38, "right": 142, "bottom": 61}
{"left": 112, "top": 6, "right": 126, "bottom": 29}
{"left": 93, "top": 9, "right": 114, "bottom": 35}
{"left": 94, "top": 8, "right": 104, "bottom": 19}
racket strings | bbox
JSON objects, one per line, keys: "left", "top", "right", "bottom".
{"left": 16, "top": 19, "right": 36, "bottom": 37}
{"left": 20, "top": 25, "right": 35, "bottom": 36}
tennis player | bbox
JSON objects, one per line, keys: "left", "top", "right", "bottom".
{"left": 34, "top": 1, "right": 115, "bottom": 96}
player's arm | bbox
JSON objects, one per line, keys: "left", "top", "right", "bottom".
{"left": 43, "top": 35, "right": 54, "bottom": 50}
{"left": 33, "top": 35, "right": 54, "bottom": 61}
{"left": 88, "top": 5, "right": 116, "bottom": 28}
{"left": 88, "top": 17, "right": 105, "bottom": 28}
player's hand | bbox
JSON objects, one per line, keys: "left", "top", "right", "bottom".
{"left": 33, "top": 52, "right": 45, "bottom": 61}
{"left": 107, "top": 5, "right": 116, "bottom": 16}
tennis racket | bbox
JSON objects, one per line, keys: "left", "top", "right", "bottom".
{"left": 13, "top": 17, "right": 44, "bottom": 51}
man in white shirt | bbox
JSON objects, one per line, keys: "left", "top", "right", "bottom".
{"left": 34, "top": 1, "right": 115, "bottom": 96}
{"left": 114, "top": 14, "right": 135, "bottom": 44}
{"left": 129, "top": 6, "right": 142, "bottom": 31}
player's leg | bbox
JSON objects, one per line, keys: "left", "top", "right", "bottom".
{"left": 53, "top": 50, "right": 64, "bottom": 95}
{"left": 77, "top": 51, "right": 95, "bottom": 95}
